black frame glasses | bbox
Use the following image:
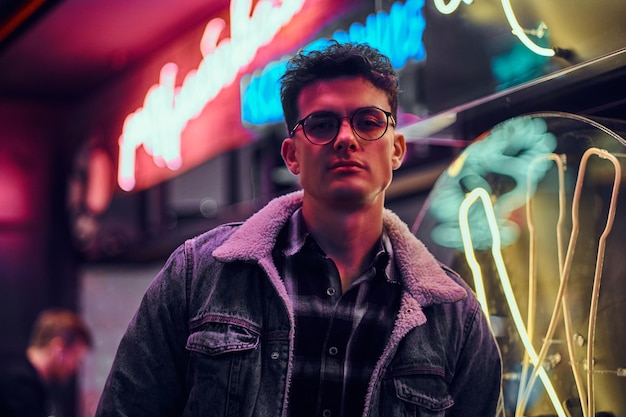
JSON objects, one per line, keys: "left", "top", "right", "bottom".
{"left": 289, "top": 106, "right": 396, "bottom": 145}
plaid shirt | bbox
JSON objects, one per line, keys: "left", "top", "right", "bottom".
{"left": 274, "top": 209, "right": 401, "bottom": 417}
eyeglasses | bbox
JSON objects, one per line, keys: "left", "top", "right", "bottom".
{"left": 289, "top": 106, "right": 396, "bottom": 145}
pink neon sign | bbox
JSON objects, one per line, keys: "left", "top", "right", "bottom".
{"left": 117, "top": 0, "right": 307, "bottom": 191}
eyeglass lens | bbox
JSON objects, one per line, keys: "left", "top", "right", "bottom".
{"left": 303, "top": 107, "right": 390, "bottom": 144}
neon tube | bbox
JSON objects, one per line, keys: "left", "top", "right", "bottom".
{"left": 515, "top": 154, "right": 570, "bottom": 417}
{"left": 520, "top": 149, "right": 621, "bottom": 417}
{"left": 434, "top": 0, "right": 556, "bottom": 57}
{"left": 519, "top": 154, "right": 571, "bottom": 416}
{"left": 518, "top": 148, "right": 621, "bottom": 416}
{"left": 433, "top": 0, "right": 473, "bottom": 15}
{"left": 459, "top": 187, "right": 567, "bottom": 417}
{"left": 580, "top": 149, "right": 621, "bottom": 417}
{"left": 460, "top": 146, "right": 622, "bottom": 417}
{"left": 501, "top": 0, "right": 555, "bottom": 57}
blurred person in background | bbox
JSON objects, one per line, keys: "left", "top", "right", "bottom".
{"left": 0, "top": 308, "right": 92, "bottom": 417}
{"left": 97, "top": 41, "right": 502, "bottom": 416}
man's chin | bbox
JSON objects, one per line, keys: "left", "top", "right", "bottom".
{"left": 324, "top": 187, "right": 383, "bottom": 208}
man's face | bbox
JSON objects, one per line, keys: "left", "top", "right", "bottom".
{"left": 50, "top": 341, "right": 88, "bottom": 383}
{"left": 281, "top": 76, "right": 406, "bottom": 209}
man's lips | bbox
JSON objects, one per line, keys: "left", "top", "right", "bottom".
{"left": 328, "top": 160, "right": 365, "bottom": 170}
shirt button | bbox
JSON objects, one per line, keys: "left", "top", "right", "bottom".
{"left": 270, "top": 351, "right": 280, "bottom": 360}
{"left": 328, "top": 346, "right": 338, "bottom": 356}
{"left": 326, "top": 287, "right": 336, "bottom": 296}
{"left": 322, "top": 410, "right": 332, "bottom": 417}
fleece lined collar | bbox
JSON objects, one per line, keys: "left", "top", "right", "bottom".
{"left": 212, "top": 190, "right": 466, "bottom": 307}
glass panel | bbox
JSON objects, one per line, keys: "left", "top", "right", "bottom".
{"left": 413, "top": 112, "right": 626, "bottom": 417}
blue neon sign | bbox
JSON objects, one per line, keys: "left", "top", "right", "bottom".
{"left": 241, "top": 0, "right": 426, "bottom": 126}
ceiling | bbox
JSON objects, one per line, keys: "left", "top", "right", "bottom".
{"left": 0, "top": 0, "right": 229, "bottom": 101}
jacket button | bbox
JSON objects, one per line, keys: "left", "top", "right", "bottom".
{"left": 271, "top": 352, "right": 280, "bottom": 360}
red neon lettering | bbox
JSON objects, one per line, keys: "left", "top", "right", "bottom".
{"left": 118, "top": 0, "right": 307, "bottom": 191}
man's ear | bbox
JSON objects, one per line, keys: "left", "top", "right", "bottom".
{"left": 392, "top": 132, "right": 407, "bottom": 170}
{"left": 281, "top": 138, "right": 300, "bottom": 175}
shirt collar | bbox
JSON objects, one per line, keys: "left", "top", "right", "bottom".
{"left": 283, "top": 208, "right": 309, "bottom": 257}
{"left": 282, "top": 208, "right": 398, "bottom": 284}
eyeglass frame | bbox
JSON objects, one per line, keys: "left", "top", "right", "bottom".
{"left": 288, "top": 106, "right": 396, "bottom": 145}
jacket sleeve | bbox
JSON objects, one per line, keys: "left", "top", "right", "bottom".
{"left": 95, "top": 243, "right": 191, "bottom": 417}
{"left": 449, "top": 297, "right": 504, "bottom": 416}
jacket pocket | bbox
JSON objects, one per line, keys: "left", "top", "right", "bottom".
{"left": 184, "top": 316, "right": 262, "bottom": 416}
{"left": 392, "top": 373, "right": 454, "bottom": 416}
{"left": 186, "top": 317, "right": 260, "bottom": 356}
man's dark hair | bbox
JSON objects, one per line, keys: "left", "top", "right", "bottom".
{"left": 29, "top": 309, "right": 93, "bottom": 348}
{"left": 279, "top": 41, "right": 399, "bottom": 132}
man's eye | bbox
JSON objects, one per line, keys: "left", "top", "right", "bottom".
{"left": 306, "top": 117, "right": 337, "bottom": 132}
{"left": 355, "top": 116, "right": 385, "bottom": 130}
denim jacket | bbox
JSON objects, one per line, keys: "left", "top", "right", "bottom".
{"left": 96, "top": 191, "right": 502, "bottom": 417}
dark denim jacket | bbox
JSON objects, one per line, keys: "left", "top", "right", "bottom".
{"left": 96, "top": 191, "right": 502, "bottom": 417}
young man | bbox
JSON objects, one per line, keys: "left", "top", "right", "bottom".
{"left": 96, "top": 42, "right": 502, "bottom": 416}
{"left": 0, "top": 309, "right": 92, "bottom": 417}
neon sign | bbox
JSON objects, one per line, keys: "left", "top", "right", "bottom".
{"left": 242, "top": 0, "right": 427, "bottom": 125}
{"left": 433, "top": 0, "right": 473, "bottom": 15}
{"left": 434, "top": 0, "right": 556, "bottom": 57}
{"left": 117, "top": 0, "right": 558, "bottom": 192}
{"left": 117, "top": 0, "right": 307, "bottom": 191}
{"left": 459, "top": 187, "right": 567, "bottom": 417}
{"left": 459, "top": 146, "right": 622, "bottom": 417}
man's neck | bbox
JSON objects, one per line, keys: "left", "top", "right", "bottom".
{"left": 301, "top": 196, "right": 384, "bottom": 291}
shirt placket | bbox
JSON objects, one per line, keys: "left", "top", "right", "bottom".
{"left": 316, "top": 256, "right": 346, "bottom": 417}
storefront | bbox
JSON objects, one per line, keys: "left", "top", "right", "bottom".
{"left": 1, "top": 0, "right": 625, "bottom": 415}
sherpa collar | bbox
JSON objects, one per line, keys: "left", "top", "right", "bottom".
{"left": 212, "top": 190, "right": 466, "bottom": 307}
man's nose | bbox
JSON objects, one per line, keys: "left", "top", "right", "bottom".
{"left": 333, "top": 118, "right": 358, "bottom": 149}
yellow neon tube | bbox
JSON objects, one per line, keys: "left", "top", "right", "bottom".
{"left": 459, "top": 188, "right": 567, "bottom": 417}
{"left": 501, "top": 0, "right": 555, "bottom": 57}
